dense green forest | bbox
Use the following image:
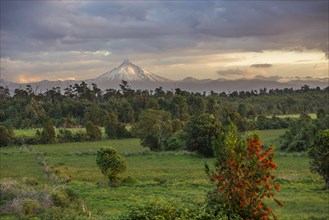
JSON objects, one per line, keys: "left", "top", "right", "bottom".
{"left": 1, "top": 82, "right": 328, "bottom": 130}
{"left": 1, "top": 81, "right": 328, "bottom": 153}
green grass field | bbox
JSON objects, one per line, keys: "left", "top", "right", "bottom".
{"left": 14, "top": 127, "right": 107, "bottom": 138}
{"left": 266, "top": 113, "right": 317, "bottom": 119}
{"left": 1, "top": 129, "right": 328, "bottom": 219}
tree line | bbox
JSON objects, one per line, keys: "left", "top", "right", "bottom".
{"left": 1, "top": 81, "right": 328, "bottom": 130}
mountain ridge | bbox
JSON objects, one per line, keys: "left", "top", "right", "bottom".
{"left": 1, "top": 61, "right": 328, "bottom": 93}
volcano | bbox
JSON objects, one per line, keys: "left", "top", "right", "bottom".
{"left": 94, "top": 60, "right": 170, "bottom": 82}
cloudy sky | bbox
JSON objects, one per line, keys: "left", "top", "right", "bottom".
{"left": 1, "top": 0, "right": 328, "bottom": 83}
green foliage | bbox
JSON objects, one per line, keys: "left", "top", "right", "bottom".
{"left": 132, "top": 109, "right": 173, "bottom": 151}
{"left": 105, "top": 112, "right": 131, "bottom": 139}
{"left": 51, "top": 188, "right": 80, "bottom": 207}
{"left": 57, "top": 129, "right": 73, "bottom": 143}
{"left": 308, "top": 129, "right": 329, "bottom": 189}
{"left": 256, "top": 114, "right": 290, "bottom": 130}
{"left": 40, "top": 206, "right": 90, "bottom": 220}
{"left": 164, "top": 130, "right": 186, "bottom": 151}
{"left": 96, "top": 147, "right": 127, "bottom": 185}
{"left": 185, "top": 114, "right": 221, "bottom": 156}
{"left": 85, "top": 121, "right": 102, "bottom": 141}
{"left": 316, "top": 108, "right": 326, "bottom": 119}
{"left": 2, "top": 83, "right": 329, "bottom": 132}
{"left": 119, "top": 197, "right": 243, "bottom": 220}
{"left": 280, "top": 113, "right": 317, "bottom": 151}
{"left": 84, "top": 103, "right": 108, "bottom": 126}
{"left": 23, "top": 98, "right": 47, "bottom": 128}
{"left": 22, "top": 198, "right": 40, "bottom": 216}
{"left": 38, "top": 119, "right": 56, "bottom": 144}
{"left": 0, "top": 125, "right": 13, "bottom": 147}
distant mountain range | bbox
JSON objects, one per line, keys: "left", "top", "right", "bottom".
{"left": 1, "top": 60, "right": 328, "bottom": 93}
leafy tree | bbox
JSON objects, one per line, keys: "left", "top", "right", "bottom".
{"left": 0, "top": 125, "right": 13, "bottom": 147}
{"left": 23, "top": 98, "right": 47, "bottom": 128}
{"left": 105, "top": 112, "right": 130, "bottom": 139}
{"left": 207, "top": 123, "right": 282, "bottom": 219}
{"left": 280, "top": 113, "right": 317, "bottom": 151}
{"left": 316, "top": 108, "right": 326, "bottom": 119}
{"left": 84, "top": 104, "right": 108, "bottom": 126}
{"left": 187, "top": 95, "right": 206, "bottom": 115}
{"left": 119, "top": 80, "right": 134, "bottom": 98}
{"left": 237, "top": 103, "right": 247, "bottom": 117}
{"left": 132, "top": 109, "right": 172, "bottom": 151}
{"left": 96, "top": 147, "right": 126, "bottom": 185}
{"left": 38, "top": 119, "right": 56, "bottom": 144}
{"left": 118, "top": 99, "right": 135, "bottom": 123}
{"left": 164, "top": 130, "right": 186, "bottom": 151}
{"left": 170, "top": 95, "right": 189, "bottom": 121}
{"left": 184, "top": 114, "right": 221, "bottom": 157}
{"left": 85, "top": 121, "right": 102, "bottom": 141}
{"left": 308, "top": 129, "right": 329, "bottom": 189}
{"left": 105, "top": 112, "right": 119, "bottom": 138}
{"left": 0, "top": 86, "right": 10, "bottom": 101}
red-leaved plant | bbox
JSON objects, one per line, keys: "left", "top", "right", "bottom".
{"left": 207, "top": 123, "right": 283, "bottom": 220}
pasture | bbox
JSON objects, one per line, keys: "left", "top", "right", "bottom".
{"left": 266, "top": 113, "right": 317, "bottom": 119}
{"left": 1, "top": 129, "right": 328, "bottom": 219}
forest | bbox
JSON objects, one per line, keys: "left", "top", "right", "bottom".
{"left": 0, "top": 82, "right": 328, "bottom": 129}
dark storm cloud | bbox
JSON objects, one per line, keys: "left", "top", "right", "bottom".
{"left": 1, "top": 0, "right": 328, "bottom": 59}
{"left": 251, "top": 64, "right": 273, "bottom": 68}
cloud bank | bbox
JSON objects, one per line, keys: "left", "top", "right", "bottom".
{"left": 0, "top": 1, "right": 328, "bottom": 82}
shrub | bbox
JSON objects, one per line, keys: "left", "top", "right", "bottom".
{"left": 164, "top": 130, "right": 186, "bottom": 151}
{"left": 119, "top": 198, "right": 242, "bottom": 220}
{"left": 96, "top": 147, "right": 126, "bottom": 185}
{"left": 22, "top": 198, "right": 40, "bottom": 215}
{"left": 0, "top": 125, "right": 13, "bottom": 147}
{"left": 57, "top": 129, "right": 73, "bottom": 143}
{"left": 0, "top": 179, "right": 88, "bottom": 219}
{"left": 308, "top": 129, "right": 329, "bottom": 189}
{"left": 37, "top": 119, "right": 56, "bottom": 144}
{"left": 51, "top": 188, "right": 79, "bottom": 208}
{"left": 72, "top": 130, "right": 88, "bottom": 142}
{"left": 12, "top": 136, "right": 40, "bottom": 145}
{"left": 85, "top": 121, "right": 102, "bottom": 141}
{"left": 207, "top": 123, "right": 282, "bottom": 219}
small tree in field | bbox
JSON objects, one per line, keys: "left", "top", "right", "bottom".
{"left": 96, "top": 147, "right": 126, "bottom": 186}
{"left": 207, "top": 123, "right": 283, "bottom": 219}
{"left": 308, "top": 129, "right": 329, "bottom": 189}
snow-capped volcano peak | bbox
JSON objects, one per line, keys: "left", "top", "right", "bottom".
{"left": 95, "top": 60, "right": 169, "bottom": 82}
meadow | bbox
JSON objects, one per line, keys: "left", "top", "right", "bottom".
{"left": 13, "top": 127, "right": 106, "bottom": 138}
{"left": 266, "top": 114, "right": 317, "bottom": 119}
{"left": 1, "top": 129, "right": 328, "bottom": 219}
